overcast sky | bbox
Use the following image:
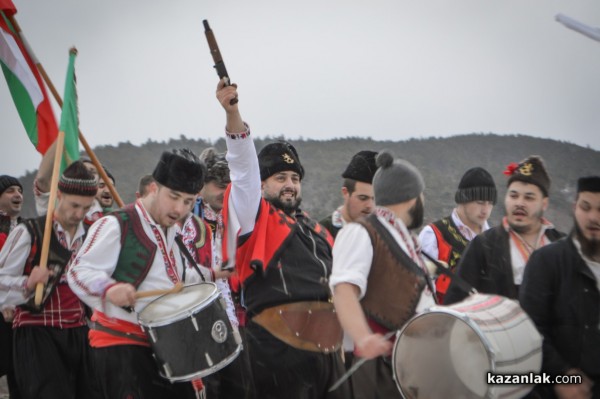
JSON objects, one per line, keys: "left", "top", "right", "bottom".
{"left": 1, "top": 0, "right": 599, "bottom": 177}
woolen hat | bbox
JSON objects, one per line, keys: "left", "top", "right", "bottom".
{"left": 258, "top": 141, "right": 304, "bottom": 181}
{"left": 373, "top": 151, "right": 425, "bottom": 206}
{"left": 0, "top": 175, "right": 22, "bottom": 196}
{"left": 503, "top": 155, "right": 551, "bottom": 197}
{"left": 341, "top": 150, "right": 378, "bottom": 184}
{"left": 58, "top": 161, "right": 98, "bottom": 197}
{"left": 577, "top": 176, "right": 600, "bottom": 193}
{"left": 153, "top": 149, "right": 206, "bottom": 194}
{"left": 199, "top": 147, "right": 230, "bottom": 185}
{"left": 455, "top": 167, "right": 497, "bottom": 204}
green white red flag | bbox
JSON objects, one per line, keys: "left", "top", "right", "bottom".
{"left": 0, "top": 0, "right": 58, "bottom": 154}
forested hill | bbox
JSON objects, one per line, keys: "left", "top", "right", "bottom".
{"left": 16, "top": 133, "right": 600, "bottom": 233}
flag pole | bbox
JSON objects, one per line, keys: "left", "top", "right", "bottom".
{"left": 34, "top": 130, "right": 65, "bottom": 306}
{"left": 6, "top": 14, "right": 124, "bottom": 208}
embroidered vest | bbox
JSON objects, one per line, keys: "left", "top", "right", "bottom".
{"left": 356, "top": 214, "right": 426, "bottom": 331}
{"left": 225, "top": 196, "right": 333, "bottom": 285}
{"left": 22, "top": 216, "right": 74, "bottom": 313}
{"left": 184, "top": 213, "right": 212, "bottom": 269}
{"left": 111, "top": 206, "right": 157, "bottom": 288}
{"left": 430, "top": 217, "right": 470, "bottom": 303}
{"left": 431, "top": 217, "right": 468, "bottom": 268}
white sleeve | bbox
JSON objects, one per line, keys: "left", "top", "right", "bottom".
{"left": 418, "top": 225, "right": 439, "bottom": 260}
{"left": 0, "top": 225, "right": 32, "bottom": 306}
{"left": 329, "top": 223, "right": 373, "bottom": 299}
{"left": 67, "top": 216, "right": 122, "bottom": 309}
{"left": 225, "top": 129, "right": 262, "bottom": 236}
{"left": 216, "top": 278, "right": 238, "bottom": 327}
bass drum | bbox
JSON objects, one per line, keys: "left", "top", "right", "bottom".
{"left": 392, "top": 294, "right": 542, "bottom": 399}
{"left": 138, "top": 282, "right": 242, "bottom": 382}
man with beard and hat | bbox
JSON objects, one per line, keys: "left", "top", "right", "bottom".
{"left": 217, "top": 80, "right": 349, "bottom": 399}
{"left": 0, "top": 175, "right": 24, "bottom": 398}
{"left": 419, "top": 167, "right": 497, "bottom": 303}
{"left": 320, "top": 150, "right": 378, "bottom": 239}
{"left": 445, "top": 155, "right": 565, "bottom": 304}
{"left": 68, "top": 149, "right": 211, "bottom": 399}
{"left": 0, "top": 162, "right": 100, "bottom": 399}
{"left": 520, "top": 176, "right": 600, "bottom": 399}
{"left": 330, "top": 151, "right": 435, "bottom": 398}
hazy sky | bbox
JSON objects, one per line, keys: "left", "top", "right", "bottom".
{"left": 2, "top": 0, "right": 599, "bottom": 177}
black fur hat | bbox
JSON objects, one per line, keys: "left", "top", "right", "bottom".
{"left": 342, "top": 150, "right": 378, "bottom": 184}
{"left": 577, "top": 176, "right": 600, "bottom": 193}
{"left": 258, "top": 141, "right": 304, "bottom": 181}
{"left": 152, "top": 149, "right": 206, "bottom": 194}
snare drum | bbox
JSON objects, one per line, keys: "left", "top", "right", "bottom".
{"left": 392, "top": 294, "right": 542, "bottom": 399}
{"left": 138, "top": 282, "right": 242, "bottom": 382}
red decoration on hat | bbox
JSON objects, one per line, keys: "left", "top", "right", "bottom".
{"left": 503, "top": 162, "right": 519, "bottom": 176}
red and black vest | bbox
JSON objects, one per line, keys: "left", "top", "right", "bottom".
{"left": 430, "top": 216, "right": 469, "bottom": 303}
{"left": 223, "top": 192, "right": 334, "bottom": 316}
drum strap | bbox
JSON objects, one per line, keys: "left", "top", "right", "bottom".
{"left": 88, "top": 320, "right": 148, "bottom": 344}
{"left": 174, "top": 235, "right": 207, "bottom": 282}
{"left": 422, "top": 251, "right": 477, "bottom": 296}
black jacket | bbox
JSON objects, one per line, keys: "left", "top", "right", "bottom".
{"left": 520, "top": 236, "right": 600, "bottom": 397}
{"left": 444, "top": 225, "right": 564, "bottom": 304}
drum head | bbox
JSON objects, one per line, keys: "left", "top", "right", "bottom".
{"left": 392, "top": 311, "right": 491, "bottom": 399}
{"left": 138, "top": 283, "right": 218, "bottom": 326}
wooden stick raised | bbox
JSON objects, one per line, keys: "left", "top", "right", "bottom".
{"left": 135, "top": 282, "right": 184, "bottom": 299}
{"left": 34, "top": 131, "right": 65, "bottom": 306}
{"left": 7, "top": 14, "right": 124, "bottom": 209}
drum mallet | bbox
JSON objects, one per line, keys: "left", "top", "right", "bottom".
{"left": 135, "top": 282, "right": 184, "bottom": 299}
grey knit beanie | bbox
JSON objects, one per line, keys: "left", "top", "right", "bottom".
{"left": 373, "top": 151, "right": 425, "bottom": 206}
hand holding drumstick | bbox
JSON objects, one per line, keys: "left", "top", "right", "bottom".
{"left": 106, "top": 282, "right": 184, "bottom": 307}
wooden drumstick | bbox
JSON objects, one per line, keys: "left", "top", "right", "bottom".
{"left": 135, "top": 282, "right": 184, "bottom": 299}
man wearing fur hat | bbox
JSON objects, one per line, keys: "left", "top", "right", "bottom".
{"left": 68, "top": 149, "right": 211, "bottom": 398}
{"left": 419, "top": 167, "right": 497, "bottom": 303}
{"left": 445, "top": 155, "right": 565, "bottom": 304}
{"left": 217, "top": 80, "right": 349, "bottom": 398}
{"left": 0, "top": 162, "right": 100, "bottom": 399}
{"left": 520, "top": 176, "right": 600, "bottom": 399}
{"left": 0, "top": 175, "right": 24, "bottom": 398}
{"left": 321, "top": 150, "right": 378, "bottom": 239}
{"left": 330, "top": 151, "right": 435, "bottom": 398}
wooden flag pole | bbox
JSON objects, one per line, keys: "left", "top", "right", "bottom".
{"left": 34, "top": 131, "right": 65, "bottom": 306}
{"left": 7, "top": 14, "right": 125, "bottom": 209}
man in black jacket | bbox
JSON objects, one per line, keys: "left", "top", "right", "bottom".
{"left": 520, "top": 176, "right": 600, "bottom": 399}
{"left": 445, "top": 156, "right": 565, "bottom": 304}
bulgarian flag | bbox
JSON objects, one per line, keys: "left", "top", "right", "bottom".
{"left": 59, "top": 48, "right": 80, "bottom": 173}
{"left": 0, "top": 0, "right": 58, "bottom": 154}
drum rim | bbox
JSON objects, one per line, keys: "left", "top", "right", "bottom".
{"left": 138, "top": 282, "right": 220, "bottom": 327}
{"left": 160, "top": 342, "right": 243, "bottom": 382}
{"left": 391, "top": 306, "right": 496, "bottom": 398}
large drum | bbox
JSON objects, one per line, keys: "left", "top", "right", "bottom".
{"left": 138, "top": 282, "right": 242, "bottom": 382}
{"left": 392, "top": 294, "right": 542, "bottom": 399}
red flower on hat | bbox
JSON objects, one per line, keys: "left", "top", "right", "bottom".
{"left": 503, "top": 162, "right": 519, "bottom": 176}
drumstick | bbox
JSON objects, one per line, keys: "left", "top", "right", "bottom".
{"left": 135, "top": 282, "right": 184, "bottom": 299}
{"left": 328, "top": 330, "right": 397, "bottom": 392}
